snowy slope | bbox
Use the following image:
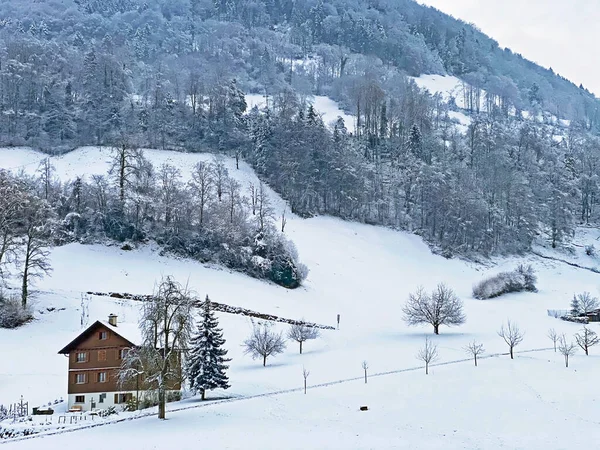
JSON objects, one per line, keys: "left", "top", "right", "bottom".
{"left": 1, "top": 147, "right": 600, "bottom": 447}
{"left": 6, "top": 352, "right": 600, "bottom": 449}
{"left": 245, "top": 94, "right": 355, "bottom": 130}
{"left": 411, "top": 74, "right": 466, "bottom": 107}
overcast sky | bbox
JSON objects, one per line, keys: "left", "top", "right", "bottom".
{"left": 418, "top": 0, "right": 600, "bottom": 96}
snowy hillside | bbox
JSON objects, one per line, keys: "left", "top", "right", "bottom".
{"left": 245, "top": 94, "right": 356, "bottom": 130}
{"left": 1, "top": 147, "right": 600, "bottom": 447}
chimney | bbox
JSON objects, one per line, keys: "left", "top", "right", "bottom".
{"left": 108, "top": 314, "right": 118, "bottom": 327}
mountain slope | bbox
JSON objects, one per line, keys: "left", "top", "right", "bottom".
{"left": 1, "top": 148, "right": 600, "bottom": 446}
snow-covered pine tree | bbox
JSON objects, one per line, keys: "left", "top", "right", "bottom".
{"left": 570, "top": 294, "right": 581, "bottom": 316}
{"left": 186, "top": 295, "right": 231, "bottom": 400}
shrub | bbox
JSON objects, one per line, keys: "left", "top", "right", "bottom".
{"left": 585, "top": 244, "right": 596, "bottom": 257}
{"left": 0, "top": 293, "right": 33, "bottom": 329}
{"left": 473, "top": 265, "right": 537, "bottom": 299}
{"left": 98, "top": 406, "right": 117, "bottom": 418}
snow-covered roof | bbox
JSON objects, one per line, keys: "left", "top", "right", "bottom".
{"left": 58, "top": 318, "right": 142, "bottom": 354}
{"left": 100, "top": 320, "right": 143, "bottom": 346}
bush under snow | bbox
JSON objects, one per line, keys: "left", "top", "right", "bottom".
{"left": 0, "top": 292, "right": 33, "bottom": 329}
{"left": 473, "top": 265, "right": 537, "bottom": 300}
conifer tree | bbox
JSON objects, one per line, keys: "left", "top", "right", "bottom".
{"left": 186, "top": 295, "right": 231, "bottom": 400}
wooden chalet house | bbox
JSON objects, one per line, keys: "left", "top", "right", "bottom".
{"left": 58, "top": 314, "right": 181, "bottom": 412}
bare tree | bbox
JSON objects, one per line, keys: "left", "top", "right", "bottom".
{"left": 189, "top": 162, "right": 213, "bottom": 226}
{"left": 248, "top": 183, "right": 258, "bottom": 215}
{"left": 287, "top": 322, "right": 320, "bottom": 354}
{"left": 0, "top": 172, "right": 27, "bottom": 278}
{"left": 558, "top": 334, "right": 577, "bottom": 367}
{"left": 244, "top": 322, "right": 286, "bottom": 366}
{"left": 109, "top": 143, "right": 145, "bottom": 206}
{"left": 575, "top": 326, "right": 599, "bottom": 356}
{"left": 211, "top": 156, "right": 228, "bottom": 202}
{"left": 547, "top": 328, "right": 558, "bottom": 352}
{"left": 497, "top": 320, "right": 524, "bottom": 359}
{"left": 20, "top": 200, "right": 53, "bottom": 307}
{"left": 417, "top": 336, "right": 438, "bottom": 375}
{"left": 302, "top": 366, "right": 310, "bottom": 394}
{"left": 403, "top": 284, "right": 466, "bottom": 335}
{"left": 573, "top": 292, "right": 599, "bottom": 315}
{"left": 80, "top": 294, "right": 90, "bottom": 329}
{"left": 256, "top": 182, "right": 275, "bottom": 232}
{"left": 120, "top": 276, "right": 194, "bottom": 419}
{"left": 362, "top": 360, "right": 368, "bottom": 383}
{"left": 37, "top": 158, "right": 56, "bottom": 200}
{"left": 281, "top": 208, "right": 287, "bottom": 232}
{"left": 464, "top": 340, "right": 485, "bottom": 367}
{"left": 226, "top": 178, "right": 241, "bottom": 223}
{"left": 158, "top": 163, "right": 182, "bottom": 227}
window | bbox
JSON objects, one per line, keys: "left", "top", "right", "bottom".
{"left": 99, "top": 331, "right": 108, "bottom": 340}
{"left": 76, "top": 373, "right": 86, "bottom": 384}
{"left": 118, "top": 348, "right": 128, "bottom": 360}
{"left": 99, "top": 393, "right": 106, "bottom": 404}
{"left": 98, "top": 350, "right": 107, "bottom": 362}
{"left": 114, "top": 393, "right": 133, "bottom": 404}
{"left": 98, "top": 372, "right": 107, "bottom": 383}
{"left": 76, "top": 352, "right": 87, "bottom": 363}
{"left": 75, "top": 395, "right": 85, "bottom": 403}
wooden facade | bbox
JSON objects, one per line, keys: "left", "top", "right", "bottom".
{"left": 58, "top": 316, "right": 181, "bottom": 411}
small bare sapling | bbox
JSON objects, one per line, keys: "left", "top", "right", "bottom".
{"left": 417, "top": 336, "right": 438, "bottom": 375}
{"left": 464, "top": 340, "right": 485, "bottom": 367}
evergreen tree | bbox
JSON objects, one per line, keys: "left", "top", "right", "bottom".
{"left": 571, "top": 294, "right": 581, "bottom": 316}
{"left": 186, "top": 295, "right": 231, "bottom": 400}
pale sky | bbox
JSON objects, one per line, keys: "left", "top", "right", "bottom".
{"left": 418, "top": 0, "right": 600, "bottom": 96}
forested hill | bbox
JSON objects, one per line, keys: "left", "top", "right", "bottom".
{"left": 1, "top": 0, "right": 599, "bottom": 257}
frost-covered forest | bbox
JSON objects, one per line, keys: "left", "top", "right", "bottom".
{"left": 1, "top": 0, "right": 600, "bottom": 255}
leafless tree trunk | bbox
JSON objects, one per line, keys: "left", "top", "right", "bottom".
{"left": 417, "top": 336, "right": 438, "bottom": 375}
{"left": 227, "top": 178, "right": 241, "bottom": 223}
{"left": 464, "top": 340, "right": 485, "bottom": 367}
{"left": 37, "top": 158, "right": 55, "bottom": 200}
{"left": 281, "top": 208, "right": 287, "bottom": 233}
{"left": 211, "top": 156, "right": 228, "bottom": 202}
{"left": 362, "top": 360, "right": 368, "bottom": 383}
{"left": 302, "top": 366, "right": 310, "bottom": 394}
{"left": 109, "top": 143, "right": 145, "bottom": 207}
{"left": 158, "top": 163, "right": 182, "bottom": 227}
{"left": 547, "top": 328, "right": 558, "bottom": 352}
{"left": 558, "top": 334, "right": 577, "bottom": 367}
{"left": 248, "top": 183, "right": 258, "bottom": 215}
{"left": 498, "top": 320, "right": 524, "bottom": 359}
{"left": 189, "top": 162, "right": 213, "bottom": 226}
{"left": 256, "top": 183, "right": 274, "bottom": 232}
{"left": 575, "top": 326, "right": 599, "bottom": 356}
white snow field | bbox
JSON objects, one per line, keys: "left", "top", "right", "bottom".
{"left": 6, "top": 353, "right": 600, "bottom": 450}
{"left": 1, "top": 147, "right": 600, "bottom": 448}
{"left": 245, "top": 94, "right": 356, "bottom": 130}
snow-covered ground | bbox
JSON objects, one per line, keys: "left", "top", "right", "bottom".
{"left": 6, "top": 352, "right": 600, "bottom": 449}
{"left": 1, "top": 147, "right": 600, "bottom": 447}
{"left": 411, "top": 74, "right": 466, "bottom": 107}
{"left": 245, "top": 94, "right": 355, "bottom": 131}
